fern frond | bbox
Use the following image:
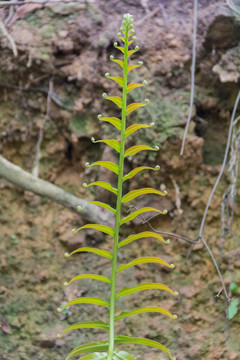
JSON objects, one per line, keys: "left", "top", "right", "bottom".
{"left": 64, "top": 247, "right": 112, "bottom": 260}
{"left": 120, "top": 207, "right": 167, "bottom": 225}
{"left": 116, "top": 283, "right": 179, "bottom": 298}
{"left": 115, "top": 307, "right": 177, "bottom": 321}
{"left": 78, "top": 201, "right": 116, "bottom": 214}
{"left": 85, "top": 161, "right": 119, "bottom": 175}
{"left": 117, "top": 257, "right": 175, "bottom": 272}
{"left": 119, "top": 231, "right": 169, "bottom": 248}
{"left": 72, "top": 224, "right": 114, "bottom": 237}
{"left": 121, "top": 188, "right": 167, "bottom": 203}
{"left": 64, "top": 274, "right": 111, "bottom": 286}
{"left": 83, "top": 181, "right": 118, "bottom": 195}
{"left": 125, "top": 123, "right": 154, "bottom": 138}
{"left": 57, "top": 297, "right": 109, "bottom": 313}
{"left": 123, "top": 165, "right": 160, "bottom": 182}
{"left": 124, "top": 144, "right": 159, "bottom": 157}
{"left": 91, "top": 138, "right": 120, "bottom": 153}
{"left": 98, "top": 115, "right": 121, "bottom": 130}
{"left": 57, "top": 321, "right": 109, "bottom": 337}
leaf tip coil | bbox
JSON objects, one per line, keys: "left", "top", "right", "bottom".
{"left": 57, "top": 333, "right": 62, "bottom": 338}
{"left": 163, "top": 190, "right": 168, "bottom": 196}
{"left": 114, "top": 42, "right": 118, "bottom": 48}
{"left": 174, "top": 291, "right": 179, "bottom": 296}
{"left": 98, "top": 114, "right": 102, "bottom": 119}
{"left": 77, "top": 205, "right": 82, "bottom": 211}
{"left": 155, "top": 146, "right": 159, "bottom": 151}
{"left": 64, "top": 281, "right": 69, "bottom": 286}
{"left": 173, "top": 314, "right": 178, "bottom": 319}
{"left": 57, "top": 307, "right": 62, "bottom": 313}
{"left": 64, "top": 252, "right": 70, "bottom": 257}
{"left": 83, "top": 183, "right": 88, "bottom": 188}
{"left": 110, "top": 55, "right": 114, "bottom": 61}
{"left": 123, "top": 13, "right": 134, "bottom": 26}
{"left": 163, "top": 209, "right": 168, "bottom": 215}
{"left": 132, "top": 36, "right": 136, "bottom": 42}
{"left": 102, "top": 92, "right": 107, "bottom": 98}
{"left": 138, "top": 60, "right": 143, "bottom": 65}
{"left": 170, "top": 264, "right": 175, "bottom": 269}
{"left": 117, "top": 32, "right": 121, "bottom": 38}
{"left": 105, "top": 72, "right": 110, "bottom": 78}
{"left": 166, "top": 239, "right": 171, "bottom": 244}
{"left": 135, "top": 45, "right": 139, "bottom": 51}
{"left": 85, "top": 162, "right": 90, "bottom": 167}
{"left": 155, "top": 165, "right": 160, "bottom": 170}
{"left": 143, "top": 79, "right": 147, "bottom": 85}
{"left": 145, "top": 98, "right": 149, "bottom": 104}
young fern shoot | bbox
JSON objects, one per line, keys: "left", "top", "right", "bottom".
{"left": 57, "top": 14, "right": 178, "bottom": 360}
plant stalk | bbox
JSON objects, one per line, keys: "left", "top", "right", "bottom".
{"left": 107, "top": 26, "right": 129, "bottom": 360}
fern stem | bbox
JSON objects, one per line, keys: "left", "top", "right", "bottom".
{"left": 107, "top": 26, "right": 129, "bottom": 360}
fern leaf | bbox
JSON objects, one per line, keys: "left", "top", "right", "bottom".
{"left": 57, "top": 297, "right": 109, "bottom": 313}
{"left": 115, "top": 306, "right": 177, "bottom": 321}
{"left": 91, "top": 138, "right": 120, "bottom": 153}
{"left": 127, "top": 61, "right": 143, "bottom": 73}
{"left": 125, "top": 123, "right": 154, "bottom": 138}
{"left": 123, "top": 166, "right": 160, "bottom": 182}
{"left": 114, "top": 335, "right": 176, "bottom": 360}
{"left": 126, "top": 99, "right": 149, "bottom": 116}
{"left": 85, "top": 161, "right": 119, "bottom": 175}
{"left": 78, "top": 201, "right": 116, "bottom": 214}
{"left": 102, "top": 93, "right": 122, "bottom": 108}
{"left": 105, "top": 73, "right": 123, "bottom": 87}
{"left": 57, "top": 321, "right": 109, "bottom": 337}
{"left": 117, "top": 257, "right": 175, "bottom": 272}
{"left": 127, "top": 81, "right": 146, "bottom": 94}
{"left": 121, "top": 188, "right": 167, "bottom": 203}
{"left": 72, "top": 224, "right": 114, "bottom": 237}
{"left": 116, "top": 283, "right": 179, "bottom": 298}
{"left": 120, "top": 207, "right": 167, "bottom": 225}
{"left": 66, "top": 342, "right": 109, "bottom": 360}
{"left": 98, "top": 115, "right": 121, "bottom": 130}
{"left": 119, "top": 231, "right": 169, "bottom": 248}
{"left": 83, "top": 181, "right": 118, "bottom": 195}
{"left": 64, "top": 274, "right": 111, "bottom": 286}
{"left": 64, "top": 247, "right": 112, "bottom": 260}
{"left": 110, "top": 55, "right": 124, "bottom": 68}
{"left": 124, "top": 145, "right": 159, "bottom": 157}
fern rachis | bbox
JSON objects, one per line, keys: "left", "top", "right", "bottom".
{"left": 57, "top": 14, "right": 178, "bottom": 360}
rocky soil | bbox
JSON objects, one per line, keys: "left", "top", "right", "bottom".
{"left": 0, "top": 1, "right": 240, "bottom": 360}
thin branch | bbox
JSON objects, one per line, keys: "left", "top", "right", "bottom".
{"left": 198, "top": 91, "right": 240, "bottom": 239}
{"left": 32, "top": 78, "right": 53, "bottom": 177}
{"left": 180, "top": 0, "right": 198, "bottom": 155}
{"left": 0, "top": 155, "right": 114, "bottom": 227}
{"left": 0, "top": 16, "right": 18, "bottom": 56}
{"left": 0, "top": 0, "right": 90, "bottom": 6}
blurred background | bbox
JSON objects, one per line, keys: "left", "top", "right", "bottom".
{"left": 0, "top": 0, "right": 240, "bottom": 359}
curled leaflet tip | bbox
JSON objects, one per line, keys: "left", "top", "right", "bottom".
{"left": 64, "top": 252, "right": 70, "bottom": 257}
{"left": 155, "top": 165, "right": 160, "bottom": 170}
{"left": 163, "top": 209, "right": 168, "bottom": 214}
{"left": 64, "top": 281, "right": 68, "bottom": 286}
{"left": 170, "top": 264, "right": 175, "bottom": 269}
{"left": 110, "top": 55, "right": 114, "bottom": 60}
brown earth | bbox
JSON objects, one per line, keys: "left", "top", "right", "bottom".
{"left": 0, "top": 1, "right": 240, "bottom": 360}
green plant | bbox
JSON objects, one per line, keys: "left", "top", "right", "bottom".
{"left": 57, "top": 14, "right": 178, "bottom": 360}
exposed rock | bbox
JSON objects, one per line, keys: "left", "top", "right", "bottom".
{"left": 213, "top": 44, "right": 240, "bottom": 83}
{"left": 46, "top": 2, "right": 86, "bottom": 15}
